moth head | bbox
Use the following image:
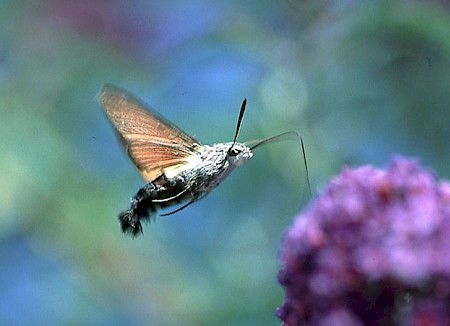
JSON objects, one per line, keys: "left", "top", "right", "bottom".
{"left": 227, "top": 143, "right": 253, "bottom": 167}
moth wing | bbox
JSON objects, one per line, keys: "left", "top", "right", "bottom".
{"left": 100, "top": 84, "right": 202, "bottom": 182}
{"left": 126, "top": 139, "right": 202, "bottom": 181}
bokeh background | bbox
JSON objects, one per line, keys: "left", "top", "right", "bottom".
{"left": 1, "top": 0, "right": 450, "bottom": 325}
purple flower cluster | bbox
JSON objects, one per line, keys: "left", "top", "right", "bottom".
{"left": 277, "top": 157, "right": 450, "bottom": 325}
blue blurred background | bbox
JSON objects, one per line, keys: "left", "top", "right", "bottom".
{"left": 1, "top": 0, "right": 450, "bottom": 325}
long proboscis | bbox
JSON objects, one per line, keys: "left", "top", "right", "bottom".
{"left": 246, "top": 131, "right": 312, "bottom": 196}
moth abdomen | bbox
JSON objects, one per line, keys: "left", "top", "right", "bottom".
{"left": 119, "top": 176, "right": 196, "bottom": 236}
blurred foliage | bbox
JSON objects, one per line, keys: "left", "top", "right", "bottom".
{"left": 1, "top": 0, "right": 450, "bottom": 325}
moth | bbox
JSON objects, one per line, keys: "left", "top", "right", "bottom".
{"left": 101, "top": 84, "right": 310, "bottom": 237}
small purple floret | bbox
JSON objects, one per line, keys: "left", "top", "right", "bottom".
{"left": 277, "top": 157, "right": 450, "bottom": 325}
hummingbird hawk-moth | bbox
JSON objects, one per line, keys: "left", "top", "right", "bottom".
{"left": 101, "top": 84, "right": 309, "bottom": 237}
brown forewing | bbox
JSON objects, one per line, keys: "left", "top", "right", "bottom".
{"left": 101, "top": 84, "right": 202, "bottom": 182}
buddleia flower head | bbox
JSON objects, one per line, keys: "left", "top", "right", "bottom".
{"left": 277, "top": 157, "right": 450, "bottom": 325}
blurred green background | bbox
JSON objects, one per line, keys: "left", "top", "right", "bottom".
{"left": 1, "top": 0, "right": 450, "bottom": 325}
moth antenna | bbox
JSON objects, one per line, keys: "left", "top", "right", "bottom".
{"left": 230, "top": 98, "right": 247, "bottom": 150}
{"left": 246, "top": 132, "right": 312, "bottom": 196}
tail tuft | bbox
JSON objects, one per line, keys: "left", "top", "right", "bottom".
{"left": 118, "top": 210, "right": 145, "bottom": 237}
{"left": 118, "top": 183, "right": 157, "bottom": 237}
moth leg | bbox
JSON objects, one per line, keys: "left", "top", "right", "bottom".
{"left": 146, "top": 172, "right": 193, "bottom": 204}
{"left": 150, "top": 184, "right": 192, "bottom": 203}
{"left": 160, "top": 199, "right": 196, "bottom": 216}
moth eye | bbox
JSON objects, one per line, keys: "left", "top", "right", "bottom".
{"left": 228, "top": 147, "right": 241, "bottom": 156}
